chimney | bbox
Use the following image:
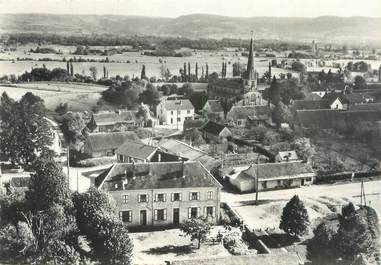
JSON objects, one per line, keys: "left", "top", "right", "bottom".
{"left": 158, "top": 153, "right": 161, "bottom": 162}
{"left": 122, "top": 169, "right": 128, "bottom": 190}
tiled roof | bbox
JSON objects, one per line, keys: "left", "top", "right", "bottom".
{"left": 95, "top": 161, "right": 222, "bottom": 191}
{"left": 345, "top": 93, "right": 375, "bottom": 104}
{"left": 158, "top": 139, "right": 217, "bottom": 169}
{"left": 204, "top": 100, "right": 224, "bottom": 113}
{"left": 93, "top": 110, "right": 137, "bottom": 126}
{"left": 296, "top": 109, "right": 381, "bottom": 129}
{"left": 116, "top": 141, "right": 157, "bottom": 160}
{"left": 163, "top": 99, "right": 194, "bottom": 111}
{"left": 238, "top": 161, "right": 315, "bottom": 181}
{"left": 170, "top": 253, "right": 301, "bottom": 265}
{"left": 292, "top": 100, "right": 329, "bottom": 110}
{"left": 85, "top": 132, "right": 141, "bottom": 152}
{"left": 200, "top": 120, "right": 229, "bottom": 136}
{"left": 323, "top": 92, "right": 349, "bottom": 105}
{"left": 227, "top": 105, "right": 271, "bottom": 120}
{"left": 209, "top": 78, "right": 243, "bottom": 89}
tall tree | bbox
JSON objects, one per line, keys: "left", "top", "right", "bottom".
{"left": 138, "top": 83, "right": 160, "bottom": 106}
{"left": 180, "top": 218, "right": 211, "bottom": 249}
{"left": 205, "top": 63, "right": 209, "bottom": 79}
{"left": 268, "top": 76, "right": 281, "bottom": 106}
{"left": 89, "top": 66, "right": 98, "bottom": 80}
{"left": 140, "top": 64, "right": 146, "bottom": 80}
{"left": 0, "top": 92, "right": 52, "bottom": 167}
{"left": 70, "top": 62, "right": 74, "bottom": 76}
{"left": 26, "top": 155, "right": 72, "bottom": 212}
{"left": 66, "top": 61, "right": 70, "bottom": 74}
{"left": 279, "top": 195, "right": 310, "bottom": 238}
{"left": 201, "top": 66, "right": 205, "bottom": 80}
{"left": 188, "top": 62, "right": 191, "bottom": 81}
{"left": 103, "top": 65, "right": 107, "bottom": 78}
{"left": 195, "top": 63, "right": 198, "bottom": 80}
{"left": 184, "top": 62, "right": 187, "bottom": 81}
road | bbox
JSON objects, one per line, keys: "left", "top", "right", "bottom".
{"left": 221, "top": 180, "right": 381, "bottom": 229}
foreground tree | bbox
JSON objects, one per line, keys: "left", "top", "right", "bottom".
{"left": 279, "top": 195, "right": 310, "bottom": 238}
{"left": 180, "top": 217, "right": 211, "bottom": 249}
{"left": 0, "top": 92, "right": 52, "bottom": 167}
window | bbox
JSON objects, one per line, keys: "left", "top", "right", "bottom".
{"left": 119, "top": 211, "right": 132, "bottom": 223}
{"left": 262, "top": 181, "right": 267, "bottom": 189}
{"left": 187, "top": 110, "right": 191, "bottom": 114}
{"left": 171, "top": 193, "right": 182, "bottom": 201}
{"left": 155, "top": 193, "right": 166, "bottom": 202}
{"left": 277, "top": 180, "right": 282, "bottom": 186}
{"left": 122, "top": 195, "right": 128, "bottom": 204}
{"left": 189, "top": 192, "right": 200, "bottom": 201}
{"left": 177, "top": 117, "right": 181, "bottom": 122}
{"left": 154, "top": 209, "right": 167, "bottom": 221}
{"left": 237, "top": 120, "right": 242, "bottom": 126}
{"left": 207, "top": 191, "right": 213, "bottom": 200}
{"left": 171, "top": 111, "right": 173, "bottom": 115}
{"left": 206, "top": 206, "right": 215, "bottom": 217}
{"left": 188, "top": 207, "right": 199, "bottom": 219}
{"left": 177, "top": 110, "right": 181, "bottom": 115}
{"left": 138, "top": 194, "right": 148, "bottom": 203}
{"left": 119, "top": 154, "right": 124, "bottom": 162}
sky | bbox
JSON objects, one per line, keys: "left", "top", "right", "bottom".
{"left": 0, "top": 0, "right": 381, "bottom": 17}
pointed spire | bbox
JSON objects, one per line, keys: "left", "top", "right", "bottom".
{"left": 246, "top": 31, "right": 255, "bottom": 80}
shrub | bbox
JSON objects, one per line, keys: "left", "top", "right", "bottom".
{"left": 223, "top": 231, "right": 251, "bottom": 255}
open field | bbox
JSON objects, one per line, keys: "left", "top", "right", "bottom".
{"left": 0, "top": 82, "right": 109, "bottom": 112}
{"left": 130, "top": 228, "right": 231, "bottom": 265}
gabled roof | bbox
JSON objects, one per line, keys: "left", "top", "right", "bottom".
{"left": 227, "top": 105, "right": 271, "bottom": 120}
{"left": 323, "top": 92, "right": 349, "bottom": 106}
{"left": 204, "top": 100, "right": 224, "bottom": 113}
{"left": 116, "top": 141, "right": 157, "bottom": 160}
{"left": 200, "top": 120, "right": 229, "bottom": 136}
{"left": 238, "top": 161, "right": 314, "bottom": 181}
{"left": 95, "top": 161, "right": 222, "bottom": 191}
{"left": 158, "top": 139, "right": 217, "bottom": 169}
{"left": 163, "top": 99, "right": 194, "bottom": 111}
{"left": 85, "top": 132, "right": 141, "bottom": 152}
{"left": 292, "top": 99, "right": 329, "bottom": 110}
{"left": 93, "top": 110, "right": 137, "bottom": 126}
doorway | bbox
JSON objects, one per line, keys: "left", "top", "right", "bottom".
{"left": 173, "top": 208, "right": 180, "bottom": 225}
{"left": 140, "top": 210, "right": 147, "bottom": 225}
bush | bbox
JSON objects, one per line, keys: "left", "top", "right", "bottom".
{"left": 223, "top": 231, "right": 251, "bottom": 255}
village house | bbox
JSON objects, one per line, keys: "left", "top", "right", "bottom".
{"left": 202, "top": 100, "right": 224, "bottom": 121}
{"left": 229, "top": 161, "right": 315, "bottom": 193}
{"left": 323, "top": 92, "right": 349, "bottom": 110}
{"left": 226, "top": 105, "right": 271, "bottom": 127}
{"left": 95, "top": 161, "right": 222, "bottom": 228}
{"left": 199, "top": 120, "right": 232, "bottom": 143}
{"left": 82, "top": 131, "right": 140, "bottom": 158}
{"left": 156, "top": 99, "right": 194, "bottom": 126}
{"left": 116, "top": 140, "right": 180, "bottom": 163}
{"left": 275, "top": 151, "right": 299, "bottom": 163}
{"left": 89, "top": 109, "right": 138, "bottom": 132}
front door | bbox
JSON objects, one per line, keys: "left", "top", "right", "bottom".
{"left": 173, "top": 208, "right": 180, "bottom": 225}
{"left": 140, "top": 210, "right": 147, "bottom": 225}
{"left": 301, "top": 179, "right": 305, "bottom": 186}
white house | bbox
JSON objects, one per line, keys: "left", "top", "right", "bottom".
{"left": 156, "top": 99, "right": 194, "bottom": 126}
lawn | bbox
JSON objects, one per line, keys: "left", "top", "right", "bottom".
{"left": 130, "top": 228, "right": 231, "bottom": 265}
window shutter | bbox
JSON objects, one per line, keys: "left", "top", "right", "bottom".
{"left": 197, "top": 192, "right": 200, "bottom": 200}
{"left": 155, "top": 194, "right": 158, "bottom": 202}
{"left": 137, "top": 194, "right": 140, "bottom": 203}
{"left": 179, "top": 193, "right": 182, "bottom": 201}
{"left": 189, "top": 192, "right": 192, "bottom": 201}
{"left": 146, "top": 194, "right": 149, "bottom": 202}
{"left": 171, "top": 193, "right": 174, "bottom": 201}
{"left": 164, "top": 209, "right": 167, "bottom": 220}
{"left": 118, "top": 211, "right": 122, "bottom": 220}
{"left": 129, "top": 211, "right": 132, "bottom": 222}
{"left": 203, "top": 207, "right": 207, "bottom": 217}
{"left": 197, "top": 207, "right": 201, "bottom": 217}
{"left": 163, "top": 194, "right": 166, "bottom": 202}
{"left": 188, "top": 208, "right": 191, "bottom": 219}
{"left": 213, "top": 207, "right": 216, "bottom": 217}
{"left": 154, "top": 209, "right": 158, "bottom": 221}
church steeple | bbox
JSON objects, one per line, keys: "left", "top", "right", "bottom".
{"left": 245, "top": 31, "right": 255, "bottom": 81}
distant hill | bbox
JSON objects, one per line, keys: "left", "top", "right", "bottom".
{"left": 1, "top": 13, "right": 380, "bottom": 44}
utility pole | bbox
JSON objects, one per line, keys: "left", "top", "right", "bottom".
{"left": 360, "top": 181, "right": 367, "bottom": 206}
{"left": 255, "top": 155, "right": 260, "bottom": 205}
